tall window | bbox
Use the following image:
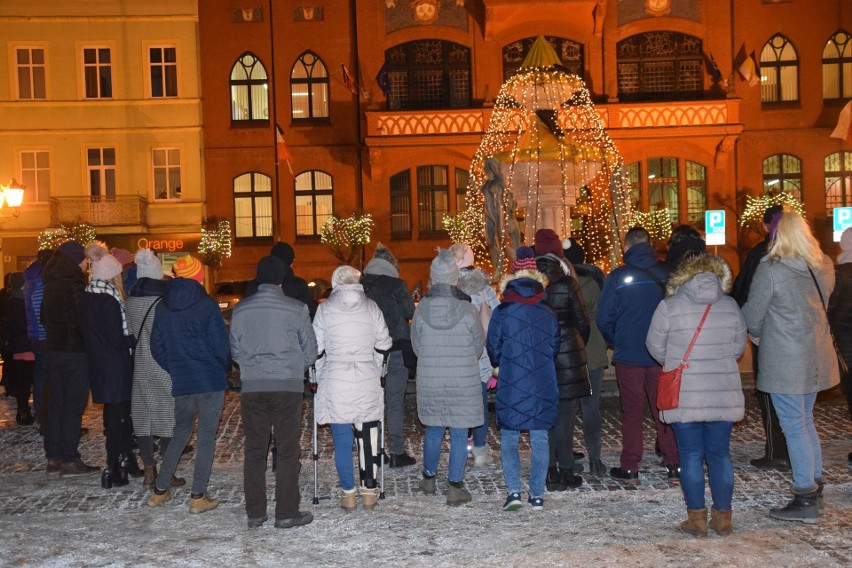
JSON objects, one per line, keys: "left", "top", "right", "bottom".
{"left": 390, "top": 171, "right": 412, "bottom": 237}
{"left": 455, "top": 168, "right": 470, "bottom": 213}
{"left": 385, "top": 40, "right": 470, "bottom": 110}
{"left": 616, "top": 32, "right": 703, "bottom": 102}
{"left": 685, "top": 161, "right": 707, "bottom": 223}
{"left": 16, "top": 47, "right": 46, "bottom": 100}
{"left": 825, "top": 151, "right": 852, "bottom": 213}
{"left": 295, "top": 170, "right": 333, "bottom": 237}
{"left": 626, "top": 162, "right": 641, "bottom": 210}
{"left": 152, "top": 148, "right": 181, "bottom": 200}
{"left": 87, "top": 147, "right": 116, "bottom": 199}
{"left": 417, "top": 165, "right": 449, "bottom": 233}
{"left": 83, "top": 47, "right": 112, "bottom": 99}
{"left": 760, "top": 34, "right": 799, "bottom": 103}
{"left": 233, "top": 172, "right": 272, "bottom": 238}
{"left": 290, "top": 51, "right": 329, "bottom": 121}
{"left": 502, "top": 36, "right": 584, "bottom": 81}
{"left": 648, "top": 158, "right": 679, "bottom": 223}
{"left": 19, "top": 150, "right": 49, "bottom": 203}
{"left": 149, "top": 46, "right": 178, "bottom": 98}
{"left": 763, "top": 154, "right": 802, "bottom": 201}
{"left": 230, "top": 52, "right": 269, "bottom": 123}
{"left": 628, "top": 158, "right": 707, "bottom": 224}
{"left": 823, "top": 31, "right": 852, "bottom": 100}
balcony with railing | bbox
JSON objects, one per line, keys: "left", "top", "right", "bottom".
{"left": 50, "top": 196, "right": 148, "bottom": 227}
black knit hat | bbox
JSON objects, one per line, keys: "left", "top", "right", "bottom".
{"left": 270, "top": 242, "right": 295, "bottom": 266}
{"left": 256, "top": 255, "right": 286, "bottom": 285}
{"left": 563, "top": 237, "right": 585, "bottom": 265}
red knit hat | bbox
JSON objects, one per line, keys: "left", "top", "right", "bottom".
{"left": 534, "top": 228, "right": 564, "bottom": 258}
{"left": 510, "top": 246, "right": 538, "bottom": 273}
{"left": 172, "top": 255, "right": 205, "bottom": 284}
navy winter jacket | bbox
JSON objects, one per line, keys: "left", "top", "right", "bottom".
{"left": 150, "top": 278, "right": 230, "bottom": 397}
{"left": 596, "top": 242, "right": 671, "bottom": 366}
{"left": 487, "top": 271, "right": 560, "bottom": 431}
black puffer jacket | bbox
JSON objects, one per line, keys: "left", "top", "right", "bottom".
{"left": 828, "top": 262, "right": 852, "bottom": 364}
{"left": 361, "top": 257, "right": 415, "bottom": 346}
{"left": 536, "top": 254, "right": 591, "bottom": 400}
{"left": 40, "top": 251, "right": 87, "bottom": 352}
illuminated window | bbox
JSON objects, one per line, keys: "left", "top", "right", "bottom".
{"left": 502, "top": 36, "right": 584, "bottom": 81}
{"left": 16, "top": 47, "right": 46, "bottom": 100}
{"left": 87, "top": 148, "right": 115, "bottom": 199}
{"left": 295, "top": 170, "right": 333, "bottom": 237}
{"left": 648, "top": 158, "right": 679, "bottom": 223}
{"left": 455, "top": 168, "right": 470, "bottom": 213}
{"left": 19, "top": 150, "right": 49, "bottom": 203}
{"left": 823, "top": 30, "right": 852, "bottom": 100}
{"left": 763, "top": 154, "right": 802, "bottom": 201}
{"left": 150, "top": 46, "right": 178, "bottom": 98}
{"left": 685, "top": 161, "right": 706, "bottom": 223}
{"left": 230, "top": 53, "right": 268, "bottom": 123}
{"left": 290, "top": 51, "right": 329, "bottom": 121}
{"left": 825, "top": 151, "right": 852, "bottom": 213}
{"left": 385, "top": 40, "right": 470, "bottom": 110}
{"left": 152, "top": 148, "right": 181, "bottom": 200}
{"left": 233, "top": 172, "right": 273, "bottom": 239}
{"left": 616, "top": 32, "right": 703, "bottom": 102}
{"left": 83, "top": 47, "right": 112, "bottom": 99}
{"left": 628, "top": 158, "right": 707, "bottom": 224}
{"left": 760, "top": 34, "right": 799, "bottom": 103}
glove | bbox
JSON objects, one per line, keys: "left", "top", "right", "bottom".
{"left": 486, "top": 376, "right": 498, "bottom": 390}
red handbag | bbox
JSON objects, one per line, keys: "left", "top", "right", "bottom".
{"left": 657, "top": 304, "right": 712, "bottom": 411}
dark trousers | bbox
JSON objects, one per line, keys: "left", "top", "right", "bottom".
{"left": 549, "top": 398, "right": 579, "bottom": 471}
{"left": 7, "top": 358, "right": 34, "bottom": 411}
{"left": 32, "top": 340, "right": 47, "bottom": 419}
{"left": 753, "top": 343, "right": 788, "bottom": 460}
{"left": 241, "top": 391, "right": 303, "bottom": 520}
{"left": 43, "top": 351, "right": 89, "bottom": 463}
{"left": 104, "top": 401, "right": 132, "bottom": 465}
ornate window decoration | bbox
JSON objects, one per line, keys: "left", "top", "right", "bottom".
{"left": 502, "top": 36, "right": 584, "bottom": 81}
{"left": 763, "top": 154, "right": 802, "bottom": 202}
{"left": 384, "top": 40, "right": 470, "bottom": 110}
{"left": 822, "top": 30, "right": 852, "bottom": 100}
{"left": 390, "top": 170, "right": 412, "bottom": 237}
{"left": 616, "top": 32, "right": 703, "bottom": 102}
{"left": 230, "top": 52, "right": 269, "bottom": 123}
{"left": 290, "top": 51, "right": 330, "bottom": 121}
{"left": 295, "top": 170, "right": 333, "bottom": 237}
{"left": 760, "top": 34, "right": 799, "bottom": 103}
{"left": 233, "top": 172, "right": 273, "bottom": 239}
{"left": 825, "top": 151, "right": 852, "bottom": 213}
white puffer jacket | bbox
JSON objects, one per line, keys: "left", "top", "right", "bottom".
{"left": 313, "top": 283, "right": 392, "bottom": 424}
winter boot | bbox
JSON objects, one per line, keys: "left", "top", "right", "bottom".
{"left": 120, "top": 453, "right": 144, "bottom": 479}
{"left": 101, "top": 466, "right": 112, "bottom": 489}
{"left": 16, "top": 408, "right": 34, "bottom": 426}
{"left": 143, "top": 465, "right": 157, "bottom": 490}
{"left": 546, "top": 467, "right": 567, "bottom": 492}
{"left": 339, "top": 488, "right": 357, "bottom": 512}
{"left": 709, "top": 507, "right": 733, "bottom": 536}
{"left": 188, "top": 493, "right": 219, "bottom": 514}
{"left": 419, "top": 474, "right": 437, "bottom": 495}
{"left": 446, "top": 481, "right": 472, "bottom": 507}
{"left": 471, "top": 445, "right": 493, "bottom": 466}
{"left": 816, "top": 478, "right": 825, "bottom": 515}
{"left": 769, "top": 489, "right": 819, "bottom": 524}
{"left": 560, "top": 468, "right": 583, "bottom": 489}
{"left": 109, "top": 460, "right": 129, "bottom": 487}
{"left": 146, "top": 487, "right": 172, "bottom": 508}
{"left": 361, "top": 487, "right": 379, "bottom": 511}
{"left": 679, "top": 508, "right": 708, "bottom": 537}
{"left": 588, "top": 458, "right": 607, "bottom": 477}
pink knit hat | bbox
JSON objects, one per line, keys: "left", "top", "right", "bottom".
{"left": 85, "top": 243, "right": 122, "bottom": 281}
{"left": 449, "top": 242, "right": 475, "bottom": 269}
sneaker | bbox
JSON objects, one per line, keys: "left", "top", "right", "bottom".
{"left": 188, "top": 494, "right": 219, "bottom": 514}
{"left": 418, "top": 475, "right": 437, "bottom": 496}
{"left": 247, "top": 515, "right": 268, "bottom": 528}
{"left": 610, "top": 467, "right": 639, "bottom": 484}
{"left": 147, "top": 488, "right": 172, "bottom": 508}
{"left": 60, "top": 459, "right": 100, "bottom": 477}
{"left": 389, "top": 452, "right": 417, "bottom": 468}
{"left": 46, "top": 458, "right": 61, "bottom": 476}
{"left": 527, "top": 496, "right": 544, "bottom": 510}
{"left": 665, "top": 464, "right": 681, "bottom": 484}
{"left": 503, "top": 492, "right": 523, "bottom": 511}
{"left": 275, "top": 511, "right": 314, "bottom": 528}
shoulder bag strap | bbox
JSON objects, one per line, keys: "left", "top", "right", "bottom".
{"left": 681, "top": 304, "right": 712, "bottom": 364}
{"left": 807, "top": 268, "right": 828, "bottom": 309}
{"left": 636, "top": 267, "right": 666, "bottom": 293}
{"left": 136, "top": 297, "right": 162, "bottom": 340}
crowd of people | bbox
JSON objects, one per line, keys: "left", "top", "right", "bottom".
{"left": 1, "top": 206, "right": 849, "bottom": 533}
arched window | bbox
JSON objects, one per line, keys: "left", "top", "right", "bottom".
{"left": 295, "top": 170, "right": 333, "bottom": 237}
{"left": 233, "top": 172, "right": 272, "bottom": 239}
{"left": 648, "top": 157, "right": 679, "bottom": 223}
{"left": 384, "top": 40, "right": 470, "bottom": 110}
{"left": 290, "top": 51, "right": 329, "bottom": 121}
{"left": 502, "top": 36, "right": 584, "bottom": 81}
{"left": 685, "top": 160, "right": 706, "bottom": 223}
{"left": 760, "top": 34, "right": 799, "bottom": 103}
{"left": 230, "top": 53, "right": 269, "bottom": 123}
{"left": 763, "top": 154, "right": 802, "bottom": 202}
{"left": 825, "top": 151, "right": 852, "bottom": 213}
{"left": 616, "top": 32, "right": 703, "bottom": 102}
{"left": 823, "top": 30, "right": 852, "bottom": 100}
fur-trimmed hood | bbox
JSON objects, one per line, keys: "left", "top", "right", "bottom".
{"left": 665, "top": 253, "right": 733, "bottom": 302}
{"left": 457, "top": 266, "right": 492, "bottom": 297}
{"left": 498, "top": 269, "right": 549, "bottom": 294}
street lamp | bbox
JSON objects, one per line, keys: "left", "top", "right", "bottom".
{"left": 0, "top": 178, "right": 25, "bottom": 218}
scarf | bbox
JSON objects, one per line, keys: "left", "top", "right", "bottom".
{"left": 86, "top": 279, "right": 129, "bottom": 337}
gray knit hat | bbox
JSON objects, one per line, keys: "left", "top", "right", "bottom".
{"left": 372, "top": 242, "right": 399, "bottom": 270}
{"left": 430, "top": 248, "right": 458, "bottom": 286}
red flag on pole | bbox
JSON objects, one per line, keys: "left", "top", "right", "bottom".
{"left": 342, "top": 64, "right": 359, "bottom": 96}
{"left": 276, "top": 124, "right": 294, "bottom": 174}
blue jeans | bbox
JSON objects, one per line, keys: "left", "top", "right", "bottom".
{"left": 671, "top": 421, "right": 734, "bottom": 511}
{"left": 770, "top": 392, "right": 821, "bottom": 492}
{"left": 500, "top": 429, "right": 549, "bottom": 497}
{"left": 156, "top": 390, "right": 224, "bottom": 495}
{"left": 471, "top": 383, "right": 489, "bottom": 447}
{"left": 423, "top": 426, "right": 467, "bottom": 482}
{"left": 330, "top": 423, "right": 356, "bottom": 491}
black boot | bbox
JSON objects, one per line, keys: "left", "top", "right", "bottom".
{"left": 546, "top": 467, "right": 566, "bottom": 492}
{"left": 121, "top": 453, "right": 144, "bottom": 479}
{"left": 109, "top": 460, "right": 129, "bottom": 487}
{"left": 101, "top": 466, "right": 112, "bottom": 489}
{"left": 769, "top": 489, "right": 819, "bottom": 524}
{"left": 16, "top": 408, "right": 34, "bottom": 426}
{"left": 560, "top": 468, "right": 583, "bottom": 489}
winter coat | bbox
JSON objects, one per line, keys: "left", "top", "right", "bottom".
{"left": 244, "top": 265, "right": 316, "bottom": 320}
{"left": 230, "top": 283, "right": 317, "bottom": 393}
{"left": 828, "top": 262, "right": 852, "bottom": 366}
{"left": 574, "top": 264, "right": 609, "bottom": 371}
{"left": 412, "top": 283, "right": 485, "bottom": 429}
{"left": 361, "top": 257, "right": 415, "bottom": 350}
{"left": 127, "top": 278, "right": 174, "bottom": 438}
{"left": 150, "top": 278, "right": 230, "bottom": 397}
{"left": 457, "top": 266, "right": 501, "bottom": 382}
{"left": 597, "top": 241, "right": 671, "bottom": 366}
{"left": 742, "top": 255, "right": 840, "bottom": 395}
{"left": 645, "top": 255, "right": 746, "bottom": 424}
{"left": 731, "top": 236, "right": 769, "bottom": 307}
{"left": 23, "top": 259, "right": 46, "bottom": 342}
{"left": 487, "top": 270, "right": 561, "bottom": 431}
{"left": 313, "top": 283, "right": 392, "bottom": 424}
{"left": 80, "top": 285, "right": 134, "bottom": 404}
{"left": 536, "top": 255, "right": 591, "bottom": 400}
{"left": 3, "top": 296, "right": 31, "bottom": 354}
{"left": 40, "top": 251, "right": 87, "bottom": 353}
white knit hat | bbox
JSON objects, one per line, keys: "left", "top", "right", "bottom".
{"left": 135, "top": 248, "right": 163, "bottom": 280}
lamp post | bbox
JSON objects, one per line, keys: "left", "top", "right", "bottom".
{"left": 0, "top": 178, "right": 25, "bottom": 217}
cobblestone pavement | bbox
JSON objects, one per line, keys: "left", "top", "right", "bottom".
{"left": 0, "top": 376, "right": 850, "bottom": 567}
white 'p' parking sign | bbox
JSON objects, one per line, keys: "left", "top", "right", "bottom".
{"left": 705, "top": 210, "right": 725, "bottom": 245}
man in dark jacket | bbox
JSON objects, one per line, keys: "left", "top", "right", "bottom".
{"left": 231, "top": 256, "right": 317, "bottom": 528}
{"left": 597, "top": 227, "right": 679, "bottom": 484}
{"left": 731, "top": 205, "right": 789, "bottom": 470}
{"left": 361, "top": 243, "right": 417, "bottom": 468}
{"left": 40, "top": 240, "right": 99, "bottom": 476}
{"left": 148, "top": 255, "right": 230, "bottom": 514}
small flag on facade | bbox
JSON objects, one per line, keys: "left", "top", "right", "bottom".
{"left": 276, "top": 124, "right": 294, "bottom": 174}
{"left": 705, "top": 51, "right": 728, "bottom": 89}
{"left": 734, "top": 44, "right": 760, "bottom": 87}
{"left": 831, "top": 101, "right": 852, "bottom": 144}
{"left": 342, "top": 64, "right": 359, "bottom": 96}
{"left": 375, "top": 64, "right": 391, "bottom": 96}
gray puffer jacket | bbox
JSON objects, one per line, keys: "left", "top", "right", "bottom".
{"left": 742, "top": 254, "right": 840, "bottom": 395}
{"left": 646, "top": 254, "right": 746, "bottom": 424}
{"left": 412, "top": 283, "right": 485, "bottom": 428}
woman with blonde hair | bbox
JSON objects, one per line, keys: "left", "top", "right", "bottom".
{"left": 743, "top": 210, "right": 840, "bottom": 523}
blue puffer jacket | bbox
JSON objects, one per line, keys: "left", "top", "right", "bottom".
{"left": 151, "top": 278, "right": 230, "bottom": 397}
{"left": 596, "top": 242, "right": 671, "bottom": 366}
{"left": 487, "top": 270, "right": 560, "bottom": 431}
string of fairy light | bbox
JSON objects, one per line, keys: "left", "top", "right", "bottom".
{"left": 740, "top": 192, "right": 805, "bottom": 226}
{"left": 320, "top": 212, "right": 373, "bottom": 247}
{"left": 198, "top": 220, "right": 232, "bottom": 266}
{"left": 37, "top": 223, "right": 98, "bottom": 250}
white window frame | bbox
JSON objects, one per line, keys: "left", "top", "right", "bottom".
{"left": 18, "top": 149, "right": 50, "bottom": 203}
{"left": 152, "top": 148, "right": 182, "bottom": 201}
{"left": 14, "top": 45, "right": 47, "bottom": 100}
{"left": 81, "top": 44, "right": 114, "bottom": 99}
{"left": 87, "top": 147, "right": 116, "bottom": 198}
{"left": 148, "top": 44, "right": 178, "bottom": 98}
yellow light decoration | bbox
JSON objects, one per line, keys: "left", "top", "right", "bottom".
{"left": 320, "top": 212, "right": 374, "bottom": 266}
{"left": 37, "top": 224, "right": 97, "bottom": 250}
{"left": 627, "top": 210, "right": 672, "bottom": 242}
{"left": 740, "top": 192, "right": 805, "bottom": 227}
{"left": 198, "top": 219, "right": 232, "bottom": 269}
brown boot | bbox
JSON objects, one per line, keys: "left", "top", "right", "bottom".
{"left": 680, "top": 507, "right": 708, "bottom": 537}
{"left": 361, "top": 488, "right": 379, "bottom": 511}
{"left": 339, "top": 489, "right": 357, "bottom": 512}
{"left": 143, "top": 466, "right": 156, "bottom": 490}
{"left": 709, "top": 507, "right": 732, "bottom": 536}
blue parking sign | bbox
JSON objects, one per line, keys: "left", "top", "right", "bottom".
{"left": 834, "top": 207, "right": 852, "bottom": 242}
{"left": 705, "top": 210, "right": 725, "bottom": 245}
